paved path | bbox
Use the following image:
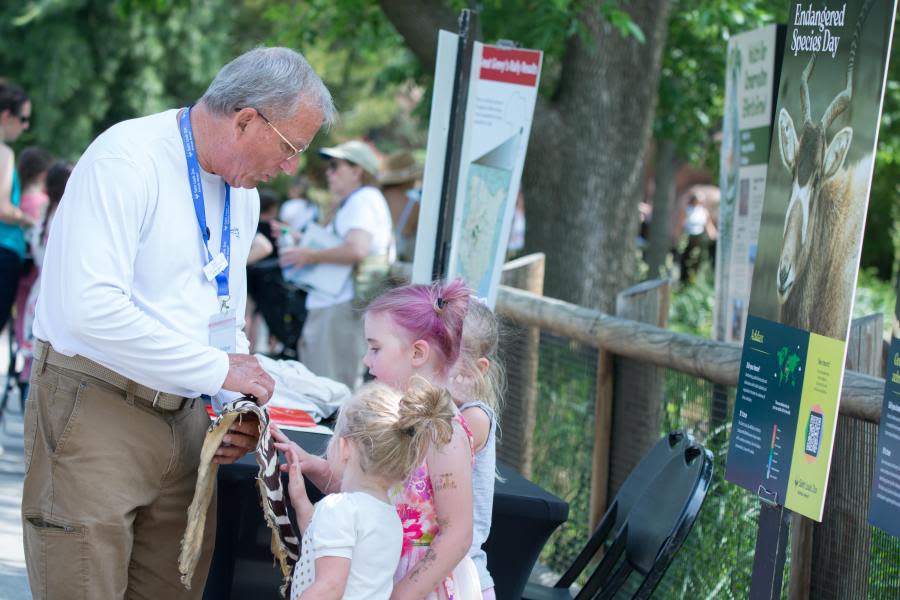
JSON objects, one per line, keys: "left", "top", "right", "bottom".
{"left": 0, "top": 375, "right": 30, "bottom": 600}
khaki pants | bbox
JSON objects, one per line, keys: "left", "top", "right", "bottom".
{"left": 299, "top": 300, "right": 365, "bottom": 389}
{"left": 21, "top": 361, "right": 216, "bottom": 600}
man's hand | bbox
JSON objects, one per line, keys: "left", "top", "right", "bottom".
{"left": 222, "top": 354, "right": 275, "bottom": 404}
{"left": 213, "top": 417, "right": 261, "bottom": 464}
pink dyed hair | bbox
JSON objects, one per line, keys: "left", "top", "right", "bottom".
{"left": 366, "top": 279, "right": 471, "bottom": 373}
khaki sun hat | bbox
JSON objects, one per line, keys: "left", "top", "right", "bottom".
{"left": 319, "top": 140, "right": 379, "bottom": 178}
{"left": 379, "top": 151, "right": 423, "bottom": 186}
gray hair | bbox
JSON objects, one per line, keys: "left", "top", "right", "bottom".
{"left": 200, "top": 47, "right": 335, "bottom": 126}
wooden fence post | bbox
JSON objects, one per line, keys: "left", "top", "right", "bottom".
{"left": 599, "top": 279, "right": 670, "bottom": 520}
{"left": 496, "top": 253, "right": 545, "bottom": 476}
{"left": 789, "top": 314, "right": 882, "bottom": 599}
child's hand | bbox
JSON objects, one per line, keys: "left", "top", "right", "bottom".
{"left": 447, "top": 371, "right": 477, "bottom": 402}
{"left": 278, "top": 441, "right": 309, "bottom": 506}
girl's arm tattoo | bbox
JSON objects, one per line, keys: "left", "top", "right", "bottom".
{"left": 433, "top": 472, "right": 457, "bottom": 492}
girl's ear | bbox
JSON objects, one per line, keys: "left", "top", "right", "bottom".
{"left": 411, "top": 339, "right": 431, "bottom": 367}
{"left": 476, "top": 357, "right": 490, "bottom": 376}
{"left": 338, "top": 437, "right": 352, "bottom": 464}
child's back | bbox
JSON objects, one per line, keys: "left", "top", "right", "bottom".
{"left": 459, "top": 400, "right": 497, "bottom": 592}
{"left": 292, "top": 491, "right": 402, "bottom": 599}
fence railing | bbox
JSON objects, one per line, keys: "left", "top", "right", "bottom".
{"left": 492, "top": 261, "right": 894, "bottom": 599}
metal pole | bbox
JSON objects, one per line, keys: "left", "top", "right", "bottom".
{"left": 750, "top": 501, "right": 792, "bottom": 600}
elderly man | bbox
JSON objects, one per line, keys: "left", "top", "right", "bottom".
{"left": 22, "top": 47, "right": 334, "bottom": 598}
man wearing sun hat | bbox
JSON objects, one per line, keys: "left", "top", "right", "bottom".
{"left": 279, "top": 139, "right": 392, "bottom": 388}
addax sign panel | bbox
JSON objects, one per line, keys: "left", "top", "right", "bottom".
{"left": 725, "top": 0, "right": 897, "bottom": 521}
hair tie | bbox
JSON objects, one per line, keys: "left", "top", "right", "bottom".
{"left": 435, "top": 297, "right": 446, "bottom": 313}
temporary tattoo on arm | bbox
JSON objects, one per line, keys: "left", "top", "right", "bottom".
{"left": 408, "top": 547, "right": 438, "bottom": 583}
{"left": 432, "top": 472, "right": 457, "bottom": 493}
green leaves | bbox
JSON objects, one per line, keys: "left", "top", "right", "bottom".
{"left": 0, "top": 0, "right": 233, "bottom": 158}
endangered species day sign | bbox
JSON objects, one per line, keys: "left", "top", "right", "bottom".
{"left": 725, "top": 0, "right": 897, "bottom": 521}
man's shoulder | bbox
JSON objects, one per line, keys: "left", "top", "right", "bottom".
{"left": 86, "top": 110, "right": 180, "bottom": 162}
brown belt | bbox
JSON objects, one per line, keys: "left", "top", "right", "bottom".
{"left": 34, "top": 340, "right": 192, "bottom": 411}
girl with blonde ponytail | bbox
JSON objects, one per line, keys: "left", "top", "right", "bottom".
{"left": 273, "top": 380, "right": 455, "bottom": 600}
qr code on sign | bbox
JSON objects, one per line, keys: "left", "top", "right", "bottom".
{"left": 805, "top": 412, "right": 823, "bottom": 456}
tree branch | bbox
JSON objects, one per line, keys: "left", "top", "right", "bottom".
{"left": 377, "top": 0, "right": 459, "bottom": 75}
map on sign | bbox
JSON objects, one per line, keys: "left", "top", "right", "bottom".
{"left": 775, "top": 346, "right": 802, "bottom": 388}
{"left": 456, "top": 163, "right": 512, "bottom": 295}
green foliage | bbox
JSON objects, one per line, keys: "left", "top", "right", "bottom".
{"left": 669, "top": 266, "right": 715, "bottom": 337}
{"left": 529, "top": 335, "right": 598, "bottom": 574}
{"left": 863, "top": 12, "right": 900, "bottom": 279}
{"left": 655, "top": 0, "right": 788, "bottom": 167}
{"left": 0, "top": 0, "right": 235, "bottom": 159}
{"left": 854, "top": 268, "right": 898, "bottom": 335}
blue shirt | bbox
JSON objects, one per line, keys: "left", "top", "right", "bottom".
{"left": 0, "top": 168, "right": 26, "bottom": 258}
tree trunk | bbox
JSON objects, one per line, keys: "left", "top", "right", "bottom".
{"left": 524, "top": 2, "right": 672, "bottom": 311}
{"left": 381, "top": 0, "right": 672, "bottom": 312}
{"left": 646, "top": 138, "right": 679, "bottom": 278}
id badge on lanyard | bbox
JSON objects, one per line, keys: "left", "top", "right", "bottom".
{"left": 179, "top": 106, "right": 236, "bottom": 353}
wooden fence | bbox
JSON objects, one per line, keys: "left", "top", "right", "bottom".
{"left": 493, "top": 265, "right": 887, "bottom": 600}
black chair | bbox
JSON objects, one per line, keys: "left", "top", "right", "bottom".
{"left": 523, "top": 432, "right": 713, "bottom": 600}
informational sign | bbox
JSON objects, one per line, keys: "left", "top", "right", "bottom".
{"left": 713, "top": 25, "right": 780, "bottom": 344}
{"left": 444, "top": 44, "right": 542, "bottom": 307}
{"left": 725, "top": 0, "right": 897, "bottom": 521}
{"left": 869, "top": 283, "right": 900, "bottom": 537}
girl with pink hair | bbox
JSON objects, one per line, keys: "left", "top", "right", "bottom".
{"left": 279, "top": 279, "right": 481, "bottom": 599}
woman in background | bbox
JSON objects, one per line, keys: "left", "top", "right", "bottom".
{"left": 0, "top": 81, "right": 35, "bottom": 335}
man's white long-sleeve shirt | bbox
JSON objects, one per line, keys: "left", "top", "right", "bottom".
{"left": 34, "top": 109, "right": 258, "bottom": 397}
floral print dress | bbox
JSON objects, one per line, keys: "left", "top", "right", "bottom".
{"left": 390, "top": 414, "right": 481, "bottom": 599}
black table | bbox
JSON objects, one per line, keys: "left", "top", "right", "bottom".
{"left": 204, "top": 430, "right": 567, "bottom": 599}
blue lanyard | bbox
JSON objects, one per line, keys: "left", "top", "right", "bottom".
{"left": 178, "top": 106, "right": 231, "bottom": 302}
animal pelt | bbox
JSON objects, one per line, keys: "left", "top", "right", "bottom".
{"left": 178, "top": 399, "right": 299, "bottom": 598}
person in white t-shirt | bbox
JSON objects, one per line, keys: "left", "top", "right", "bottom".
{"left": 279, "top": 175, "right": 320, "bottom": 232}
{"left": 23, "top": 47, "right": 334, "bottom": 599}
{"left": 272, "top": 380, "right": 455, "bottom": 600}
{"left": 280, "top": 140, "right": 393, "bottom": 388}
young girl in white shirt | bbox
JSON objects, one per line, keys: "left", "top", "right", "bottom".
{"left": 274, "top": 381, "right": 455, "bottom": 600}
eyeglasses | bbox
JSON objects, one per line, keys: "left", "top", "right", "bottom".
{"left": 236, "top": 107, "right": 307, "bottom": 161}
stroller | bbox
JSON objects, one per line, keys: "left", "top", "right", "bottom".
{"left": 246, "top": 257, "right": 308, "bottom": 360}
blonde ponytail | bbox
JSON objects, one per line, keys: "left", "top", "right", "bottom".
{"left": 335, "top": 380, "right": 455, "bottom": 484}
